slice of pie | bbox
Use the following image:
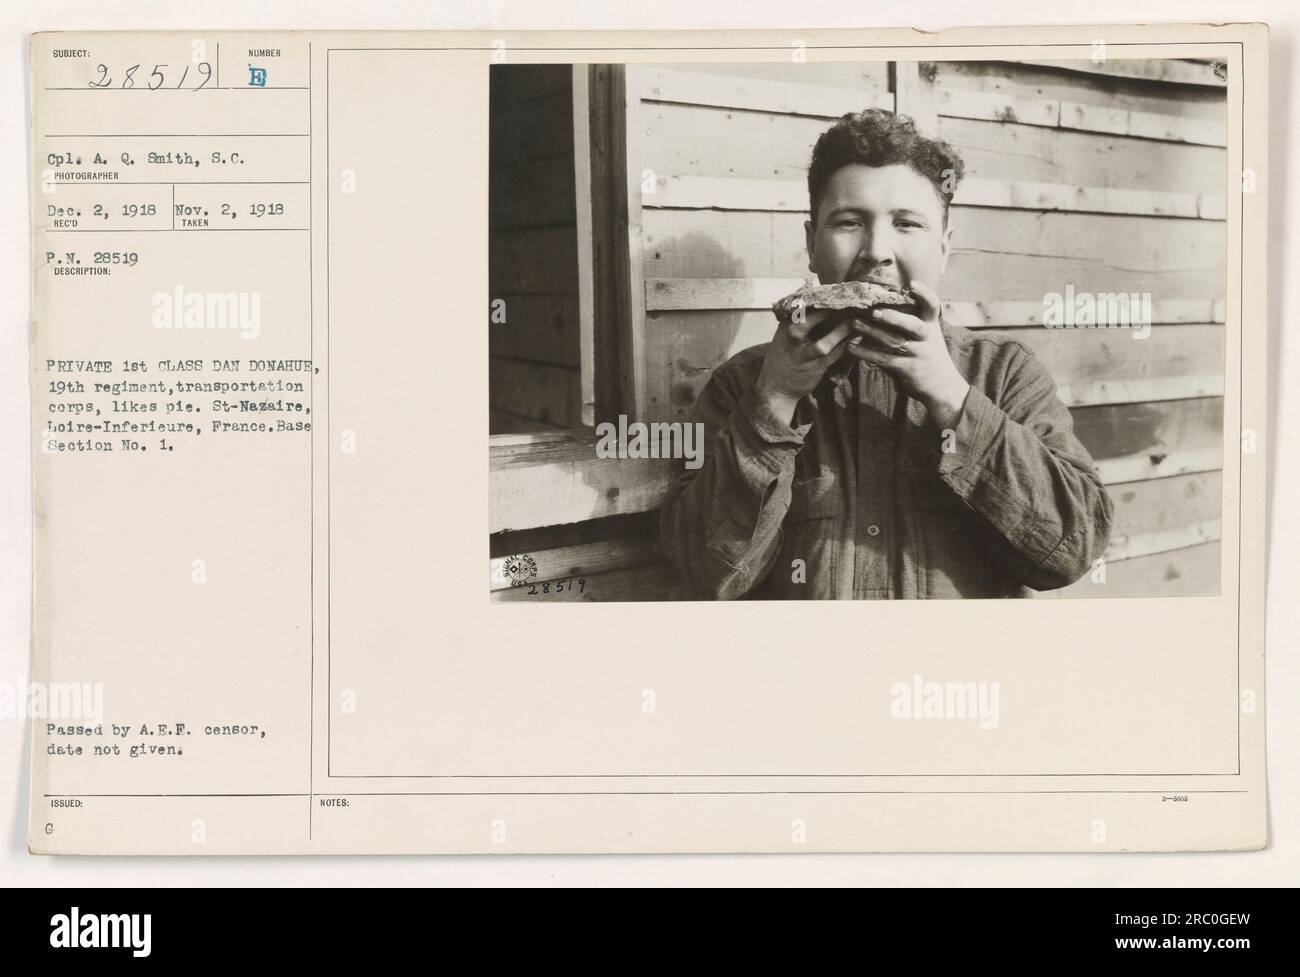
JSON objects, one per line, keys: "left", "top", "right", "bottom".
{"left": 771, "top": 280, "right": 916, "bottom": 322}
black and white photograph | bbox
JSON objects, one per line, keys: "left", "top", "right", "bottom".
{"left": 5, "top": 7, "right": 1282, "bottom": 906}
{"left": 489, "top": 58, "right": 1228, "bottom": 601}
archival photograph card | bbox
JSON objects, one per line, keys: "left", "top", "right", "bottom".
{"left": 26, "top": 23, "right": 1268, "bottom": 854}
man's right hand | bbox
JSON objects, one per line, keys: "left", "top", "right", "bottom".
{"left": 754, "top": 308, "right": 855, "bottom": 424}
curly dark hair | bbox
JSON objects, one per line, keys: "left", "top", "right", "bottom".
{"left": 807, "top": 108, "right": 966, "bottom": 225}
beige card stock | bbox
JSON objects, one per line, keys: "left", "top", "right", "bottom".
{"left": 26, "top": 25, "right": 1268, "bottom": 853}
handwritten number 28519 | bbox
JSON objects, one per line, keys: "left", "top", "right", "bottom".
{"left": 88, "top": 63, "right": 213, "bottom": 90}
{"left": 525, "top": 578, "right": 587, "bottom": 597}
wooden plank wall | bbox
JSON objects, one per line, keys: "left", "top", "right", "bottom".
{"left": 488, "top": 65, "right": 584, "bottom": 433}
{"left": 491, "top": 59, "right": 1229, "bottom": 600}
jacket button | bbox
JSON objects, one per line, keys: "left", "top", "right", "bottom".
{"left": 866, "top": 524, "right": 881, "bottom": 537}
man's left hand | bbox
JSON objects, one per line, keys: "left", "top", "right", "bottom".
{"left": 846, "top": 280, "right": 971, "bottom": 430}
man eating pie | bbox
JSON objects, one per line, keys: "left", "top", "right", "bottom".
{"left": 659, "top": 108, "right": 1114, "bottom": 599}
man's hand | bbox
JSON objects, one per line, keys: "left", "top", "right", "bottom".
{"left": 755, "top": 307, "right": 855, "bottom": 424}
{"left": 845, "top": 280, "right": 971, "bottom": 430}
